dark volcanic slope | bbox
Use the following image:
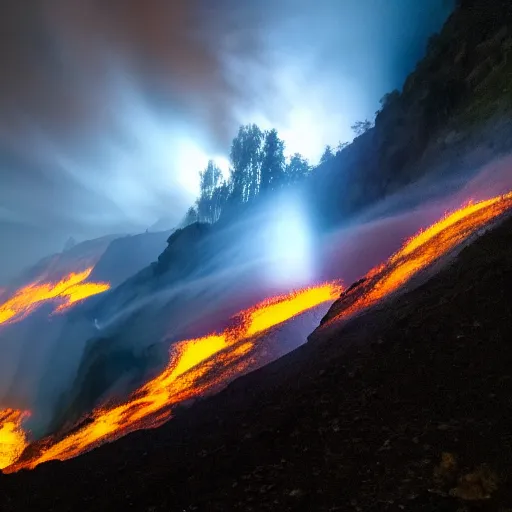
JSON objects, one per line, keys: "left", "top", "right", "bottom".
{"left": 3, "top": 219, "right": 512, "bottom": 511}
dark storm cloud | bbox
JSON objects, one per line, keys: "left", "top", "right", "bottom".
{"left": 0, "top": 0, "right": 453, "bottom": 282}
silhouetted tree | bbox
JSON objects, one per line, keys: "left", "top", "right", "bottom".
{"left": 200, "top": 160, "right": 222, "bottom": 197}
{"left": 211, "top": 180, "right": 231, "bottom": 222}
{"left": 285, "top": 153, "right": 310, "bottom": 183}
{"left": 182, "top": 206, "right": 198, "bottom": 227}
{"left": 260, "top": 129, "right": 286, "bottom": 193}
{"left": 351, "top": 119, "right": 373, "bottom": 136}
{"left": 320, "top": 145, "right": 335, "bottom": 164}
{"left": 336, "top": 141, "right": 349, "bottom": 154}
{"left": 230, "top": 124, "right": 264, "bottom": 203}
{"left": 197, "top": 160, "right": 222, "bottom": 223}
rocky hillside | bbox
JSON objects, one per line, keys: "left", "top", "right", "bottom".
{"left": 309, "top": 0, "right": 512, "bottom": 229}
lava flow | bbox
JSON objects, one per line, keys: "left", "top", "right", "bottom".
{"left": 0, "top": 268, "right": 111, "bottom": 327}
{"left": 322, "top": 192, "right": 512, "bottom": 326}
{"left": 0, "top": 409, "right": 29, "bottom": 470}
{"left": 4, "top": 282, "right": 342, "bottom": 472}
{"left": 5, "top": 192, "right": 512, "bottom": 473}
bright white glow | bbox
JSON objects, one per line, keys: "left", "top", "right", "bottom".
{"left": 263, "top": 195, "right": 313, "bottom": 287}
{"left": 174, "top": 142, "right": 231, "bottom": 191}
{"left": 280, "top": 107, "right": 335, "bottom": 162}
{"left": 212, "top": 155, "right": 231, "bottom": 178}
{"left": 228, "top": 55, "right": 361, "bottom": 164}
{"left": 174, "top": 138, "right": 209, "bottom": 194}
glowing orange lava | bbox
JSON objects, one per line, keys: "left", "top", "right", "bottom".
{"left": 323, "top": 192, "right": 512, "bottom": 325}
{"left": 243, "top": 285, "right": 342, "bottom": 337}
{"left": 0, "top": 409, "right": 30, "bottom": 470}
{"left": 0, "top": 268, "right": 110, "bottom": 327}
{"left": 4, "top": 282, "right": 341, "bottom": 472}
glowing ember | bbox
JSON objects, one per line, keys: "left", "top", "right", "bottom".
{"left": 0, "top": 268, "right": 110, "bottom": 326}
{"left": 0, "top": 409, "right": 29, "bottom": 470}
{"left": 4, "top": 283, "right": 341, "bottom": 472}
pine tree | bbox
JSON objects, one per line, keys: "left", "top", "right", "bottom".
{"left": 320, "top": 145, "right": 334, "bottom": 165}
{"left": 197, "top": 160, "right": 222, "bottom": 223}
{"left": 260, "top": 129, "right": 286, "bottom": 193}
{"left": 229, "top": 124, "right": 263, "bottom": 203}
{"left": 182, "top": 206, "right": 198, "bottom": 227}
{"left": 211, "top": 180, "right": 231, "bottom": 222}
{"left": 285, "top": 153, "right": 310, "bottom": 184}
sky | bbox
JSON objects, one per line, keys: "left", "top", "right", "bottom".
{"left": 0, "top": 0, "right": 454, "bottom": 283}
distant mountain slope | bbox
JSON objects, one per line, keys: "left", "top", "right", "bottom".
{"left": 89, "top": 229, "right": 173, "bottom": 287}
{"left": 6, "top": 228, "right": 174, "bottom": 294}
{"left": 0, "top": 229, "right": 173, "bottom": 428}
{"left": 7, "top": 234, "right": 120, "bottom": 289}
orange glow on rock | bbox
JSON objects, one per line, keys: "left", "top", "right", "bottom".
{"left": 4, "top": 282, "right": 341, "bottom": 472}
{"left": 243, "top": 285, "right": 343, "bottom": 337}
{"left": 0, "top": 409, "right": 30, "bottom": 470}
{"left": 0, "top": 268, "right": 110, "bottom": 326}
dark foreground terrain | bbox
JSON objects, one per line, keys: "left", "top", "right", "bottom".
{"left": 2, "top": 218, "right": 512, "bottom": 511}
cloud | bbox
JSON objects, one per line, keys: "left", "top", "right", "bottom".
{"left": 0, "top": 0, "right": 453, "bottom": 281}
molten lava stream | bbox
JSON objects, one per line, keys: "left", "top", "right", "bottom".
{"left": 324, "top": 192, "right": 512, "bottom": 325}
{"left": 0, "top": 409, "right": 30, "bottom": 470}
{"left": 0, "top": 267, "right": 110, "bottom": 326}
{"left": 5, "top": 282, "right": 342, "bottom": 472}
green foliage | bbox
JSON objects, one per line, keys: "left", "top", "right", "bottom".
{"left": 457, "top": 56, "right": 512, "bottom": 126}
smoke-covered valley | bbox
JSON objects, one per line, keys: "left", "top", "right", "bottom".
{"left": 2, "top": 146, "right": 512, "bottom": 447}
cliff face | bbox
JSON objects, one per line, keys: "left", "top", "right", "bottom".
{"left": 309, "top": 0, "right": 512, "bottom": 229}
{"left": 43, "top": 221, "right": 256, "bottom": 431}
{"left": 89, "top": 230, "right": 173, "bottom": 287}
{"left": 154, "top": 222, "right": 212, "bottom": 277}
